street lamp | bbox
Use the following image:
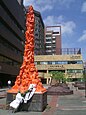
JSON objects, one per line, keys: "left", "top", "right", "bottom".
{"left": 50, "top": 74, "right": 52, "bottom": 85}
{"left": 83, "top": 67, "right": 86, "bottom": 98}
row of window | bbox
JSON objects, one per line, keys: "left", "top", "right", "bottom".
{"left": 1, "top": 1, "right": 24, "bottom": 31}
{"left": 35, "top": 61, "right": 83, "bottom": 65}
{"left": 67, "top": 69, "right": 83, "bottom": 73}
{"left": 0, "top": 55, "right": 21, "bottom": 67}
{"left": 0, "top": 20, "right": 24, "bottom": 45}
{"left": 0, "top": 37, "right": 23, "bottom": 56}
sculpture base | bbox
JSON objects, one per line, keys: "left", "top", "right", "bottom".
{"left": 6, "top": 91, "right": 47, "bottom": 112}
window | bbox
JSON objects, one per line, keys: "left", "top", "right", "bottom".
{"left": 67, "top": 69, "right": 83, "bottom": 73}
{"left": 48, "top": 61, "right": 52, "bottom": 64}
{"left": 68, "top": 61, "right": 83, "bottom": 64}
{"left": 77, "top": 61, "right": 83, "bottom": 64}
{"left": 0, "top": 55, "right": 20, "bottom": 66}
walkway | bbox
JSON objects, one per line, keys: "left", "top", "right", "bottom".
{"left": 0, "top": 86, "right": 86, "bottom": 115}
{"left": 55, "top": 89, "right": 86, "bottom": 115}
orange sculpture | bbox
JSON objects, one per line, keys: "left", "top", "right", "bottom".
{"left": 8, "top": 6, "right": 46, "bottom": 94}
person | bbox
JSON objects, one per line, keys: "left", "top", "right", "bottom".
{"left": 8, "top": 80, "right": 11, "bottom": 88}
{"left": 0, "top": 81, "right": 2, "bottom": 88}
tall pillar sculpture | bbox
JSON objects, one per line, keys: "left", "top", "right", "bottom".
{"left": 7, "top": 6, "right": 47, "bottom": 111}
{"left": 8, "top": 6, "right": 46, "bottom": 94}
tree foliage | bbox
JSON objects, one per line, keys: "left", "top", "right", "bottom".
{"left": 50, "top": 71, "right": 65, "bottom": 82}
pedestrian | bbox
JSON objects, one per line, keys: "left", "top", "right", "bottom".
{"left": 8, "top": 80, "right": 11, "bottom": 88}
{"left": 0, "top": 81, "right": 2, "bottom": 88}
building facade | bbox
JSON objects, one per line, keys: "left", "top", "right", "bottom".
{"left": 45, "top": 26, "right": 61, "bottom": 55}
{"left": 26, "top": 7, "right": 45, "bottom": 55}
{"left": 34, "top": 10, "right": 45, "bottom": 55}
{"left": 0, "top": 0, "right": 25, "bottom": 85}
{"left": 34, "top": 48, "right": 83, "bottom": 84}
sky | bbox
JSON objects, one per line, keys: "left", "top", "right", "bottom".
{"left": 23, "top": 0, "right": 86, "bottom": 61}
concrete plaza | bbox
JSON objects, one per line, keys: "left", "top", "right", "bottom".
{"left": 0, "top": 86, "right": 86, "bottom": 115}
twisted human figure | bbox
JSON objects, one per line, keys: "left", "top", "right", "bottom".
{"left": 8, "top": 6, "right": 46, "bottom": 94}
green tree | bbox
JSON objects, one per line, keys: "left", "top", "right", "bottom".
{"left": 50, "top": 71, "right": 65, "bottom": 83}
{"left": 83, "top": 72, "right": 86, "bottom": 82}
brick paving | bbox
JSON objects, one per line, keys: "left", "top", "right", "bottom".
{"left": 42, "top": 95, "right": 58, "bottom": 115}
{"left": 0, "top": 85, "right": 86, "bottom": 115}
{"left": 55, "top": 87, "right": 86, "bottom": 115}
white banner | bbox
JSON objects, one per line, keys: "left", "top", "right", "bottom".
{"left": 10, "top": 84, "right": 36, "bottom": 109}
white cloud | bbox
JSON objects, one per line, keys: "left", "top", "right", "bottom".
{"left": 44, "top": 15, "right": 64, "bottom": 26}
{"left": 62, "top": 43, "right": 70, "bottom": 48}
{"left": 23, "top": 0, "right": 56, "bottom": 12}
{"left": 81, "top": 1, "right": 86, "bottom": 12}
{"left": 44, "top": 16, "right": 58, "bottom": 26}
{"left": 44, "top": 15, "right": 76, "bottom": 35}
{"left": 58, "top": 0, "right": 74, "bottom": 8}
{"left": 23, "top": 0, "right": 74, "bottom": 12}
{"left": 24, "top": 0, "right": 76, "bottom": 36}
{"left": 78, "top": 30, "right": 86, "bottom": 42}
{"left": 62, "top": 21, "right": 76, "bottom": 35}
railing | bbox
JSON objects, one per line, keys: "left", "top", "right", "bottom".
{"left": 56, "top": 48, "right": 81, "bottom": 55}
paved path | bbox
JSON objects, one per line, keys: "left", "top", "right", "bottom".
{"left": 55, "top": 88, "right": 86, "bottom": 115}
{"left": 0, "top": 86, "right": 86, "bottom": 115}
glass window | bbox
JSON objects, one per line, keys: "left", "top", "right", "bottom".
{"left": 34, "top": 62, "right": 37, "bottom": 65}
{"left": 48, "top": 61, "right": 52, "bottom": 64}
{"left": 76, "top": 70, "right": 83, "bottom": 73}
{"left": 40, "top": 61, "right": 48, "bottom": 65}
{"left": 58, "top": 61, "right": 62, "bottom": 64}
{"left": 77, "top": 61, "right": 83, "bottom": 64}
{"left": 67, "top": 69, "right": 75, "bottom": 73}
{"left": 67, "top": 69, "right": 83, "bottom": 73}
{"left": 37, "top": 61, "right": 40, "bottom": 65}
{"left": 55, "top": 61, "right": 58, "bottom": 64}
{"left": 43, "top": 62, "right": 48, "bottom": 64}
{"left": 52, "top": 62, "right": 55, "bottom": 64}
{"left": 67, "top": 61, "right": 83, "bottom": 64}
{"left": 40, "top": 62, "right": 44, "bottom": 64}
{"left": 61, "top": 61, "right": 67, "bottom": 64}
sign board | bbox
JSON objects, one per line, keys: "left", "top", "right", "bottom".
{"left": 70, "top": 55, "right": 81, "bottom": 59}
{"left": 48, "top": 65, "right": 65, "bottom": 70}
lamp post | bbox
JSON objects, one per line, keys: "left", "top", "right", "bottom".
{"left": 50, "top": 74, "right": 52, "bottom": 85}
{"left": 83, "top": 67, "right": 86, "bottom": 98}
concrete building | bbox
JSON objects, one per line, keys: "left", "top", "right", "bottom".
{"left": 34, "top": 48, "right": 83, "bottom": 84}
{"left": 26, "top": 7, "right": 45, "bottom": 55}
{"left": 34, "top": 10, "right": 45, "bottom": 55}
{"left": 17, "top": 0, "right": 23, "bottom": 5}
{"left": 0, "top": 0, "right": 25, "bottom": 85}
{"left": 45, "top": 26, "right": 61, "bottom": 55}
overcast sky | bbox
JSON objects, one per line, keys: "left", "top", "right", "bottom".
{"left": 24, "top": 0, "right": 86, "bottom": 61}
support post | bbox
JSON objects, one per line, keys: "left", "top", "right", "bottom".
{"left": 84, "top": 67, "right": 86, "bottom": 98}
